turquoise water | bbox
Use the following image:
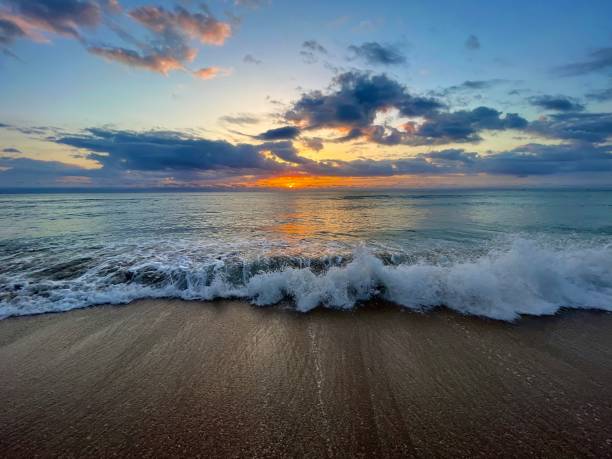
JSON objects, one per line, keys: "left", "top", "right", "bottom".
{"left": 1, "top": 190, "right": 611, "bottom": 320}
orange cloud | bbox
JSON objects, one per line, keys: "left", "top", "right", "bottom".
{"left": 193, "top": 66, "right": 231, "bottom": 80}
{"left": 88, "top": 46, "right": 187, "bottom": 75}
{"left": 402, "top": 121, "right": 418, "bottom": 134}
{"left": 129, "top": 6, "right": 232, "bottom": 46}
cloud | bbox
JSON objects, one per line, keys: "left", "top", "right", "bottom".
{"left": 348, "top": 42, "right": 406, "bottom": 66}
{"left": 129, "top": 5, "right": 231, "bottom": 46}
{"left": 86, "top": 4, "right": 231, "bottom": 75}
{"left": 1, "top": 2, "right": 230, "bottom": 77}
{"left": 108, "top": 4, "right": 230, "bottom": 75}
{"left": 465, "top": 34, "right": 480, "bottom": 50}
{"left": 300, "top": 40, "right": 327, "bottom": 63}
{"left": 259, "top": 141, "right": 307, "bottom": 164}
{"left": 0, "top": 0, "right": 101, "bottom": 40}
{"left": 3, "top": 126, "right": 612, "bottom": 188}
{"left": 302, "top": 40, "right": 327, "bottom": 54}
{"left": 395, "top": 107, "right": 526, "bottom": 145}
{"left": 476, "top": 142, "right": 612, "bottom": 176}
{"left": 285, "top": 71, "right": 526, "bottom": 145}
{"left": 437, "top": 79, "right": 510, "bottom": 96}
{"left": 286, "top": 71, "right": 443, "bottom": 130}
{"left": 193, "top": 66, "right": 230, "bottom": 80}
{"left": 586, "top": 87, "right": 612, "bottom": 102}
{"left": 87, "top": 45, "right": 187, "bottom": 74}
{"left": 528, "top": 95, "right": 584, "bottom": 112}
{"left": 308, "top": 143, "right": 612, "bottom": 178}
{"left": 219, "top": 114, "right": 262, "bottom": 125}
{"left": 555, "top": 48, "right": 612, "bottom": 76}
{"left": 299, "top": 143, "right": 612, "bottom": 178}
{"left": 303, "top": 137, "right": 324, "bottom": 151}
{"left": 243, "top": 54, "right": 261, "bottom": 64}
{"left": 335, "top": 128, "right": 364, "bottom": 143}
{"left": 529, "top": 112, "right": 612, "bottom": 143}
{"left": 255, "top": 126, "right": 301, "bottom": 140}
{"left": 2, "top": 147, "right": 21, "bottom": 153}
{"left": 0, "top": 156, "right": 94, "bottom": 187}
{"left": 0, "top": 17, "right": 26, "bottom": 46}
{"left": 55, "top": 128, "right": 294, "bottom": 173}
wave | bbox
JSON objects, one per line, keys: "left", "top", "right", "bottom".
{"left": 1, "top": 238, "right": 611, "bottom": 321}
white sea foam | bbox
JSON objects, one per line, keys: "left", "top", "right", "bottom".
{"left": 1, "top": 238, "right": 611, "bottom": 321}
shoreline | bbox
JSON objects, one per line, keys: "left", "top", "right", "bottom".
{"left": 2, "top": 299, "right": 612, "bottom": 457}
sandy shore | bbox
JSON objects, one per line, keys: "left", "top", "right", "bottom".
{"left": 1, "top": 300, "right": 612, "bottom": 457}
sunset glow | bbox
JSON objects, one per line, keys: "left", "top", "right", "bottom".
{"left": 0, "top": 0, "right": 610, "bottom": 189}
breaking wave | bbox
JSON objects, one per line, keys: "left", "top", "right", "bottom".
{"left": 1, "top": 237, "right": 611, "bottom": 321}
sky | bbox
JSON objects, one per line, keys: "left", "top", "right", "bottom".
{"left": 1, "top": 0, "right": 612, "bottom": 189}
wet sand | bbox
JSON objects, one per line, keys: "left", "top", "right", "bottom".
{"left": 1, "top": 300, "right": 612, "bottom": 458}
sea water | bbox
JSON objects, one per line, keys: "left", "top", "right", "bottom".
{"left": 1, "top": 189, "right": 611, "bottom": 320}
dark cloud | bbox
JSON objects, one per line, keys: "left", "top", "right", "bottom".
{"left": 302, "top": 40, "right": 327, "bottom": 54}
{"left": 335, "top": 128, "right": 364, "bottom": 143}
{"left": 476, "top": 143, "right": 612, "bottom": 176}
{"left": 286, "top": 71, "right": 443, "bottom": 131}
{"left": 306, "top": 143, "right": 612, "bottom": 178}
{"left": 437, "top": 79, "right": 509, "bottom": 96}
{"left": 586, "top": 87, "right": 612, "bottom": 102}
{"left": 465, "top": 34, "right": 480, "bottom": 50}
{"left": 303, "top": 157, "right": 439, "bottom": 177}
{"left": 56, "top": 128, "right": 290, "bottom": 172}
{"left": 409, "top": 107, "right": 528, "bottom": 144}
{"left": 3, "top": 126, "right": 612, "bottom": 187}
{"left": 259, "top": 141, "right": 307, "bottom": 164}
{"left": 299, "top": 143, "right": 612, "bottom": 177}
{"left": 243, "top": 54, "right": 261, "bottom": 64}
{"left": 456, "top": 80, "right": 495, "bottom": 90}
{"left": 0, "top": 156, "right": 94, "bottom": 187}
{"left": 528, "top": 95, "right": 584, "bottom": 112}
{"left": 529, "top": 112, "right": 612, "bottom": 143}
{"left": 300, "top": 40, "right": 327, "bottom": 63}
{"left": 555, "top": 48, "right": 612, "bottom": 76}
{"left": 255, "top": 126, "right": 301, "bottom": 140}
{"left": 0, "top": 0, "right": 102, "bottom": 39}
{"left": 348, "top": 42, "right": 406, "bottom": 66}
{"left": 2, "top": 147, "right": 21, "bottom": 153}
{"left": 303, "top": 137, "right": 324, "bottom": 151}
{"left": 285, "top": 72, "right": 526, "bottom": 146}
{"left": 0, "top": 17, "right": 25, "bottom": 46}
{"left": 425, "top": 149, "right": 478, "bottom": 164}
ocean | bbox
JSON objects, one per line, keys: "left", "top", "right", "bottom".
{"left": 1, "top": 189, "right": 611, "bottom": 320}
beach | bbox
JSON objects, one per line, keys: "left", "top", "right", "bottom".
{"left": 1, "top": 300, "right": 612, "bottom": 457}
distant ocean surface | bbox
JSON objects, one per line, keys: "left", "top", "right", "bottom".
{"left": 1, "top": 190, "right": 611, "bottom": 320}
